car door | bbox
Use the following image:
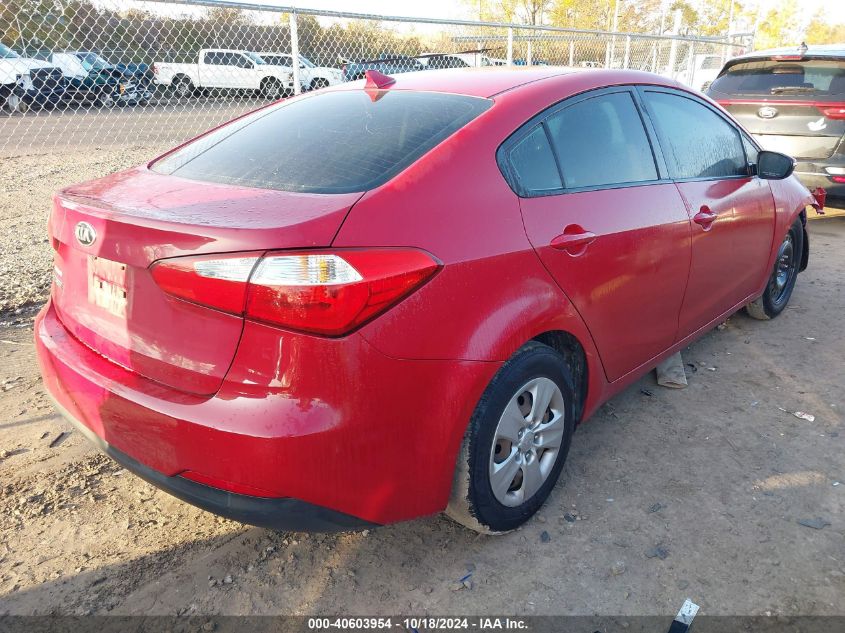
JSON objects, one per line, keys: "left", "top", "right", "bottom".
{"left": 227, "top": 53, "right": 255, "bottom": 89}
{"left": 202, "top": 51, "right": 229, "bottom": 88}
{"left": 638, "top": 88, "right": 776, "bottom": 335}
{"left": 510, "top": 88, "right": 693, "bottom": 382}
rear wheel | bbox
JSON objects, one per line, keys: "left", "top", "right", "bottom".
{"left": 173, "top": 76, "right": 194, "bottom": 99}
{"left": 746, "top": 217, "right": 803, "bottom": 320}
{"left": 446, "top": 342, "right": 575, "bottom": 533}
{"left": 311, "top": 77, "right": 330, "bottom": 90}
{"left": 261, "top": 77, "right": 283, "bottom": 99}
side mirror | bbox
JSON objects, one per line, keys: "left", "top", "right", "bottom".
{"left": 756, "top": 150, "right": 796, "bottom": 180}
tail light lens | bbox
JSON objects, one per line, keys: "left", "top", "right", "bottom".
{"left": 151, "top": 249, "right": 439, "bottom": 336}
{"left": 820, "top": 105, "right": 845, "bottom": 120}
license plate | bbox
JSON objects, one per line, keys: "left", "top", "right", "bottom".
{"left": 88, "top": 256, "right": 128, "bottom": 317}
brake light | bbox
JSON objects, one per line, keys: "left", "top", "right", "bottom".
{"left": 151, "top": 249, "right": 440, "bottom": 336}
{"left": 820, "top": 106, "right": 845, "bottom": 120}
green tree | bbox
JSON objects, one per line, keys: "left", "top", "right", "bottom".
{"left": 803, "top": 13, "right": 845, "bottom": 45}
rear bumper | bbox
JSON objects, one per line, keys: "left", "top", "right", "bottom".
{"left": 794, "top": 158, "right": 845, "bottom": 200}
{"left": 48, "top": 392, "right": 374, "bottom": 531}
{"left": 35, "top": 300, "right": 497, "bottom": 528}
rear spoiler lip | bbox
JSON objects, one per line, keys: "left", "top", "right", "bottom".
{"left": 715, "top": 98, "right": 845, "bottom": 108}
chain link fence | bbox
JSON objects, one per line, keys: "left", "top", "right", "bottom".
{"left": 0, "top": 0, "right": 753, "bottom": 156}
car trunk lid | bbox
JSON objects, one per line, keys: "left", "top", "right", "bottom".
{"left": 49, "top": 166, "right": 361, "bottom": 395}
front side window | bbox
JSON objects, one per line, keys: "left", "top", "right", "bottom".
{"left": 508, "top": 126, "right": 562, "bottom": 193}
{"left": 644, "top": 91, "right": 746, "bottom": 179}
{"left": 153, "top": 90, "right": 491, "bottom": 193}
{"left": 545, "top": 91, "right": 658, "bottom": 189}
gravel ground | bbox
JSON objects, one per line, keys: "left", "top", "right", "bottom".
{"left": 0, "top": 146, "right": 167, "bottom": 313}
{"left": 0, "top": 149, "right": 843, "bottom": 617}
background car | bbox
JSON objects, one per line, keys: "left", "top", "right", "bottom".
{"left": 36, "top": 68, "right": 817, "bottom": 535}
{"left": 708, "top": 44, "right": 845, "bottom": 205}
{"left": 257, "top": 52, "right": 342, "bottom": 91}
{"left": 0, "top": 43, "right": 65, "bottom": 113}
{"left": 341, "top": 54, "right": 425, "bottom": 81}
{"left": 39, "top": 50, "right": 151, "bottom": 107}
{"left": 677, "top": 53, "right": 723, "bottom": 92}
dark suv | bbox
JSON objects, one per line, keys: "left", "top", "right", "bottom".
{"left": 708, "top": 44, "right": 845, "bottom": 202}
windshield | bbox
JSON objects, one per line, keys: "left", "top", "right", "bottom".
{"left": 1, "top": 44, "right": 19, "bottom": 59}
{"left": 710, "top": 58, "right": 845, "bottom": 97}
{"left": 153, "top": 90, "right": 492, "bottom": 194}
{"left": 77, "top": 52, "right": 110, "bottom": 71}
{"left": 299, "top": 56, "right": 315, "bottom": 68}
{"left": 246, "top": 52, "right": 265, "bottom": 65}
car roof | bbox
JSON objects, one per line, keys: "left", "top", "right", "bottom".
{"left": 731, "top": 44, "right": 845, "bottom": 61}
{"left": 331, "top": 66, "right": 677, "bottom": 98}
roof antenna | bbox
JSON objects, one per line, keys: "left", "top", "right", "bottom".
{"left": 364, "top": 69, "right": 396, "bottom": 90}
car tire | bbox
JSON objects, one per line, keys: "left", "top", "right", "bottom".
{"left": 2, "top": 92, "right": 28, "bottom": 114}
{"left": 746, "top": 217, "right": 804, "bottom": 320}
{"left": 446, "top": 341, "right": 576, "bottom": 534}
{"left": 311, "top": 78, "right": 330, "bottom": 90}
{"left": 261, "top": 77, "right": 282, "bottom": 99}
{"left": 173, "top": 76, "right": 194, "bottom": 99}
{"left": 96, "top": 89, "right": 115, "bottom": 108}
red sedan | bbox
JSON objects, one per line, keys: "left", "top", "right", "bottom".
{"left": 36, "top": 68, "right": 820, "bottom": 533}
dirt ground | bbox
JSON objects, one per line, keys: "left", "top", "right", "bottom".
{"left": 0, "top": 149, "right": 843, "bottom": 617}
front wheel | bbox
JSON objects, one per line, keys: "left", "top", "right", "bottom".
{"left": 446, "top": 341, "right": 576, "bottom": 533}
{"left": 746, "top": 217, "right": 804, "bottom": 320}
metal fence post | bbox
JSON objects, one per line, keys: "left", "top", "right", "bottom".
{"left": 507, "top": 27, "right": 513, "bottom": 66}
{"left": 527, "top": 39, "right": 533, "bottom": 66}
{"left": 623, "top": 35, "right": 631, "bottom": 69}
{"left": 687, "top": 42, "right": 695, "bottom": 87}
{"left": 569, "top": 40, "right": 574, "bottom": 66}
{"left": 289, "top": 10, "right": 301, "bottom": 95}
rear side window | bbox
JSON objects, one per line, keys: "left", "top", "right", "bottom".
{"left": 644, "top": 91, "right": 746, "bottom": 179}
{"left": 710, "top": 59, "right": 845, "bottom": 97}
{"left": 508, "top": 127, "right": 562, "bottom": 193}
{"left": 153, "top": 91, "right": 491, "bottom": 193}
{"left": 545, "top": 92, "right": 658, "bottom": 189}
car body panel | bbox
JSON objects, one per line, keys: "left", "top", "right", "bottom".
{"left": 521, "top": 184, "right": 692, "bottom": 381}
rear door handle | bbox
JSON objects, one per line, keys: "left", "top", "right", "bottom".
{"left": 693, "top": 206, "right": 718, "bottom": 230}
{"left": 550, "top": 225, "right": 597, "bottom": 254}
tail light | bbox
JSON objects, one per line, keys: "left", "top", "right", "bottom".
{"left": 151, "top": 249, "right": 440, "bottom": 336}
{"left": 819, "top": 105, "right": 845, "bottom": 120}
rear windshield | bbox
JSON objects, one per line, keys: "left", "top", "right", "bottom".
{"left": 710, "top": 58, "right": 845, "bottom": 97}
{"left": 152, "top": 90, "right": 492, "bottom": 193}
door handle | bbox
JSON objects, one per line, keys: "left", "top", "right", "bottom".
{"left": 550, "top": 225, "right": 597, "bottom": 254}
{"left": 693, "top": 206, "right": 718, "bottom": 230}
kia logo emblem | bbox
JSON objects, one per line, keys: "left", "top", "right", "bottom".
{"left": 74, "top": 221, "right": 97, "bottom": 247}
{"left": 758, "top": 106, "right": 778, "bottom": 119}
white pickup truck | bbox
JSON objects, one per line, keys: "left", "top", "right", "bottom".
{"left": 153, "top": 49, "right": 293, "bottom": 99}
